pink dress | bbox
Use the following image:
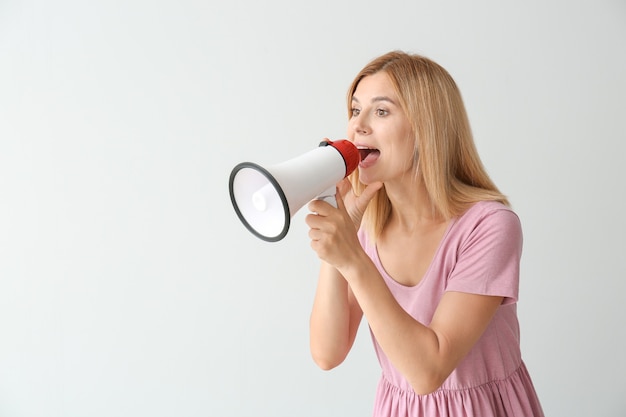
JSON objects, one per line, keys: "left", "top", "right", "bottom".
{"left": 358, "top": 201, "right": 544, "bottom": 417}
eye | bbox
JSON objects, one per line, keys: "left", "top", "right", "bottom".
{"left": 351, "top": 107, "right": 361, "bottom": 117}
{"left": 376, "top": 108, "right": 389, "bottom": 117}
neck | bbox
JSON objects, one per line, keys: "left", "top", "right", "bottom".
{"left": 383, "top": 177, "right": 445, "bottom": 232}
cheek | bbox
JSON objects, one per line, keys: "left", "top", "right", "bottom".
{"left": 346, "top": 120, "right": 356, "bottom": 139}
{"left": 400, "top": 150, "right": 416, "bottom": 172}
{"left": 386, "top": 143, "right": 415, "bottom": 173}
{"left": 399, "top": 134, "right": 417, "bottom": 170}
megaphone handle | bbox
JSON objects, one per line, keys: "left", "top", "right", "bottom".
{"left": 317, "top": 185, "right": 338, "bottom": 208}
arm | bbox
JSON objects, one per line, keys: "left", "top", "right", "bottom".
{"left": 308, "top": 194, "right": 515, "bottom": 394}
{"left": 308, "top": 179, "right": 382, "bottom": 370}
{"left": 340, "top": 254, "right": 502, "bottom": 394}
{"left": 309, "top": 261, "right": 363, "bottom": 370}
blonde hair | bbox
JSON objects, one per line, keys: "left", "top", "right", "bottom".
{"left": 347, "top": 51, "right": 509, "bottom": 240}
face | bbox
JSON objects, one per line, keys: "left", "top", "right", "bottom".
{"left": 348, "top": 71, "right": 415, "bottom": 185}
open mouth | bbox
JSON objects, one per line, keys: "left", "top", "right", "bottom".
{"left": 357, "top": 146, "right": 380, "bottom": 167}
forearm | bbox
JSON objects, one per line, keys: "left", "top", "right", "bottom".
{"left": 339, "top": 257, "right": 447, "bottom": 394}
{"left": 309, "top": 261, "right": 362, "bottom": 370}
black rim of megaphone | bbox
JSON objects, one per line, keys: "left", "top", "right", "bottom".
{"left": 228, "top": 162, "right": 290, "bottom": 242}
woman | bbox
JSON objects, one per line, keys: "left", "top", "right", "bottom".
{"left": 306, "top": 51, "right": 544, "bottom": 416}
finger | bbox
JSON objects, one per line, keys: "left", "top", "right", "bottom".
{"left": 308, "top": 227, "right": 321, "bottom": 241}
{"left": 305, "top": 210, "right": 332, "bottom": 229}
{"left": 308, "top": 198, "right": 333, "bottom": 216}
{"left": 335, "top": 185, "right": 347, "bottom": 213}
{"left": 304, "top": 212, "right": 319, "bottom": 228}
{"left": 358, "top": 181, "right": 383, "bottom": 207}
{"left": 337, "top": 178, "right": 353, "bottom": 198}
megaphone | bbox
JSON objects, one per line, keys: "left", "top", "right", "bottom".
{"left": 229, "top": 140, "right": 360, "bottom": 242}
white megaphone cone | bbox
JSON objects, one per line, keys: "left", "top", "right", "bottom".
{"left": 229, "top": 140, "right": 360, "bottom": 242}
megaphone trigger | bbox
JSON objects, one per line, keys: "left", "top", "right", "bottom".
{"left": 316, "top": 185, "right": 338, "bottom": 208}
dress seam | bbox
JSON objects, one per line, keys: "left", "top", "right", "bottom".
{"left": 382, "top": 361, "right": 525, "bottom": 396}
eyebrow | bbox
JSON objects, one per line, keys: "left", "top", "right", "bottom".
{"left": 351, "top": 96, "right": 398, "bottom": 105}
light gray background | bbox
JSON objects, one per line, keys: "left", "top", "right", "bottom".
{"left": 1, "top": 1, "right": 625, "bottom": 416}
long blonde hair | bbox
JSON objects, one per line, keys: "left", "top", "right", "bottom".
{"left": 347, "top": 51, "right": 508, "bottom": 240}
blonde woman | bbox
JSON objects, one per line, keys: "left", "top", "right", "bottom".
{"left": 306, "top": 51, "right": 544, "bottom": 416}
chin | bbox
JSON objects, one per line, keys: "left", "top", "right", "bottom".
{"left": 357, "top": 170, "right": 378, "bottom": 186}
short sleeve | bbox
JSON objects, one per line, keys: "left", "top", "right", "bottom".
{"left": 445, "top": 208, "right": 522, "bottom": 305}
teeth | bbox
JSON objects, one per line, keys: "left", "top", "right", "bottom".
{"left": 358, "top": 147, "right": 377, "bottom": 161}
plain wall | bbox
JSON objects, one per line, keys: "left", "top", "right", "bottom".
{"left": 1, "top": 0, "right": 625, "bottom": 416}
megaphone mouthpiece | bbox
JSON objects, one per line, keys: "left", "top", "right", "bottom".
{"left": 319, "top": 139, "right": 360, "bottom": 177}
{"left": 229, "top": 139, "right": 359, "bottom": 242}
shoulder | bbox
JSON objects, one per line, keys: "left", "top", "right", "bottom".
{"left": 461, "top": 200, "right": 518, "bottom": 220}
{"left": 444, "top": 201, "right": 523, "bottom": 303}
{"left": 448, "top": 201, "right": 522, "bottom": 252}
{"left": 457, "top": 201, "right": 521, "bottom": 232}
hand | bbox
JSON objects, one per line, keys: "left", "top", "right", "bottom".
{"left": 305, "top": 179, "right": 382, "bottom": 270}
{"left": 336, "top": 178, "right": 383, "bottom": 229}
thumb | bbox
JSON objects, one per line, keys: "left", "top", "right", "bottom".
{"left": 344, "top": 181, "right": 383, "bottom": 229}
{"left": 334, "top": 185, "right": 346, "bottom": 211}
{"left": 355, "top": 181, "right": 383, "bottom": 211}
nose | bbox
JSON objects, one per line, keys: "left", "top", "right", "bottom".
{"left": 350, "top": 114, "right": 370, "bottom": 136}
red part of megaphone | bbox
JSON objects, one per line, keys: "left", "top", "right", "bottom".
{"left": 320, "top": 139, "right": 360, "bottom": 177}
